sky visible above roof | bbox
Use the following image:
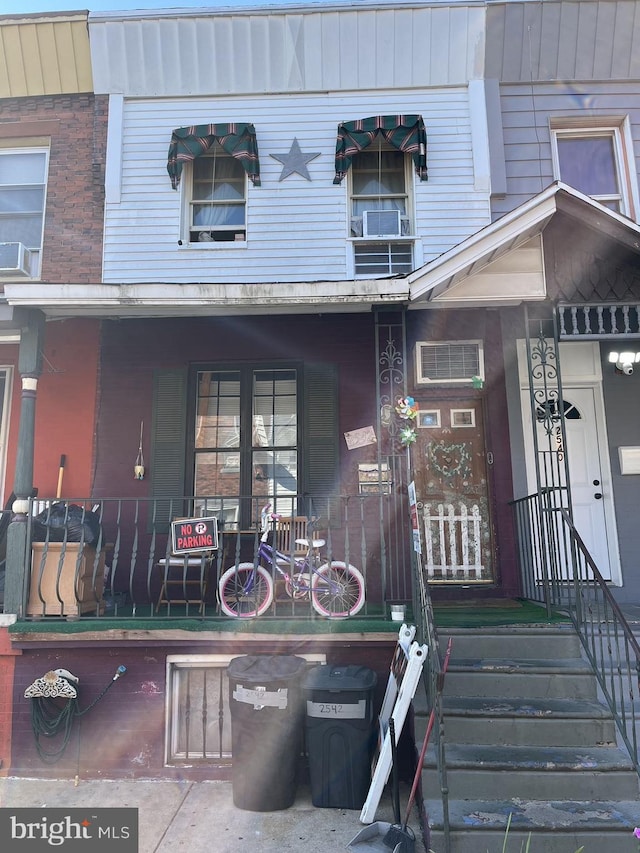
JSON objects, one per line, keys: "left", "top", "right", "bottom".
{"left": 1, "top": 0, "right": 340, "bottom": 14}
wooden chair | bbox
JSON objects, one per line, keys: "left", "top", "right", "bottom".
{"left": 274, "top": 516, "right": 308, "bottom": 560}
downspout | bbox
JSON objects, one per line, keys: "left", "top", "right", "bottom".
{"left": 3, "top": 309, "right": 45, "bottom": 616}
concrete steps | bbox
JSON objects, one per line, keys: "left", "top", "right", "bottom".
{"left": 418, "top": 627, "right": 640, "bottom": 853}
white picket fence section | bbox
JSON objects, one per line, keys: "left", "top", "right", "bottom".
{"left": 422, "top": 502, "right": 484, "bottom": 580}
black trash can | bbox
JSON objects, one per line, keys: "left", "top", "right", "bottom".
{"left": 303, "top": 664, "right": 378, "bottom": 809}
{"left": 227, "top": 654, "right": 307, "bottom": 811}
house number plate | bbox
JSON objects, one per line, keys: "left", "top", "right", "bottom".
{"left": 307, "top": 699, "right": 366, "bottom": 719}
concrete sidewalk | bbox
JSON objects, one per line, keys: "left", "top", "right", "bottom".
{"left": 0, "top": 776, "right": 426, "bottom": 853}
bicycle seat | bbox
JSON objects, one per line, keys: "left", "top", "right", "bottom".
{"left": 295, "top": 537, "right": 325, "bottom": 549}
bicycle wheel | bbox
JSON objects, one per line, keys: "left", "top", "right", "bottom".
{"left": 311, "top": 561, "right": 365, "bottom": 618}
{"left": 218, "top": 563, "right": 274, "bottom": 617}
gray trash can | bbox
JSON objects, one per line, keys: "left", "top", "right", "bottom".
{"left": 303, "top": 664, "right": 378, "bottom": 809}
{"left": 227, "top": 654, "right": 307, "bottom": 811}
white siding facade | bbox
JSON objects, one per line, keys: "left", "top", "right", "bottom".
{"left": 104, "top": 88, "right": 490, "bottom": 284}
{"left": 92, "top": 2, "right": 491, "bottom": 285}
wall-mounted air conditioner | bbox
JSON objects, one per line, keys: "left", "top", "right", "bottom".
{"left": 0, "top": 242, "right": 33, "bottom": 277}
{"left": 363, "top": 209, "right": 402, "bottom": 238}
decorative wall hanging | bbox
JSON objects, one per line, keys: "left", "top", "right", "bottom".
{"left": 134, "top": 420, "right": 145, "bottom": 480}
{"left": 427, "top": 440, "right": 472, "bottom": 481}
{"left": 270, "top": 138, "right": 321, "bottom": 181}
{"left": 24, "top": 669, "right": 79, "bottom": 699}
{"left": 395, "top": 396, "right": 418, "bottom": 446}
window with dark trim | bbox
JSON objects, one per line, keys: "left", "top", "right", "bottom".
{"left": 192, "top": 365, "right": 299, "bottom": 528}
{"left": 150, "top": 363, "right": 339, "bottom": 530}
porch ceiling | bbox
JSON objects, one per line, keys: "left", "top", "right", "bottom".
{"left": 408, "top": 182, "right": 640, "bottom": 307}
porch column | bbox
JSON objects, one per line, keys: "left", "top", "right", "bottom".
{"left": 3, "top": 310, "right": 45, "bottom": 616}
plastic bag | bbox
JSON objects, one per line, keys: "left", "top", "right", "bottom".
{"left": 32, "top": 502, "right": 102, "bottom": 546}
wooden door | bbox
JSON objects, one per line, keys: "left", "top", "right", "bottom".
{"left": 411, "top": 399, "right": 494, "bottom": 583}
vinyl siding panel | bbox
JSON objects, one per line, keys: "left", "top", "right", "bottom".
{"left": 487, "top": 1, "right": 640, "bottom": 83}
{"left": 0, "top": 15, "right": 92, "bottom": 97}
{"left": 492, "top": 80, "right": 640, "bottom": 220}
{"left": 103, "top": 89, "right": 490, "bottom": 284}
{"left": 89, "top": 5, "right": 485, "bottom": 97}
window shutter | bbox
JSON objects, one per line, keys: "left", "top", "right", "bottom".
{"left": 150, "top": 369, "right": 188, "bottom": 528}
{"left": 303, "top": 363, "right": 340, "bottom": 524}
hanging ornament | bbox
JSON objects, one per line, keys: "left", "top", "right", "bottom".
{"left": 134, "top": 421, "right": 145, "bottom": 480}
{"left": 395, "top": 396, "right": 418, "bottom": 420}
{"left": 399, "top": 425, "right": 417, "bottom": 446}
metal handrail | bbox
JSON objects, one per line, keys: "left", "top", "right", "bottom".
{"left": 414, "top": 551, "right": 451, "bottom": 852}
{"left": 512, "top": 492, "right": 640, "bottom": 775}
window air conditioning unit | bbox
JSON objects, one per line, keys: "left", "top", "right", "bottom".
{"left": 0, "top": 242, "right": 33, "bottom": 277}
{"left": 362, "top": 209, "right": 402, "bottom": 238}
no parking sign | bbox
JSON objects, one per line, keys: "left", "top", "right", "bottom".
{"left": 171, "top": 517, "right": 219, "bottom": 553}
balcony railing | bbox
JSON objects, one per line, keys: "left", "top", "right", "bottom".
{"left": 9, "top": 493, "right": 413, "bottom": 622}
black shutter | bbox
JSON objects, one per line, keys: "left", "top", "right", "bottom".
{"left": 303, "top": 363, "right": 340, "bottom": 525}
{"left": 150, "top": 369, "right": 188, "bottom": 529}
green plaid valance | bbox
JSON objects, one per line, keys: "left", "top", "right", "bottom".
{"left": 167, "top": 123, "right": 261, "bottom": 188}
{"left": 333, "top": 114, "right": 428, "bottom": 185}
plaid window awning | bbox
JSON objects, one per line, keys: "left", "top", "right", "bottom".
{"left": 333, "top": 115, "right": 428, "bottom": 185}
{"left": 167, "top": 123, "right": 261, "bottom": 189}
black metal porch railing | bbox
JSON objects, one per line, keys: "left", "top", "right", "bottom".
{"left": 512, "top": 492, "right": 640, "bottom": 776}
{"left": 414, "top": 550, "right": 451, "bottom": 852}
{"left": 9, "top": 493, "right": 413, "bottom": 622}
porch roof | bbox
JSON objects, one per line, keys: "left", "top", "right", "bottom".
{"left": 408, "top": 182, "right": 640, "bottom": 307}
{"left": 1, "top": 278, "right": 410, "bottom": 320}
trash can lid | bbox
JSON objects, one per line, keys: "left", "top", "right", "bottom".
{"left": 303, "top": 664, "right": 377, "bottom": 692}
{"left": 227, "top": 654, "right": 307, "bottom": 683}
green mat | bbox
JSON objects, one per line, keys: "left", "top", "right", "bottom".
{"left": 8, "top": 610, "right": 404, "bottom": 637}
{"left": 432, "top": 598, "right": 570, "bottom": 628}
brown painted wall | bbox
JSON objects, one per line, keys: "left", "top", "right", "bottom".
{"left": 92, "top": 314, "right": 377, "bottom": 499}
{"left": 8, "top": 637, "right": 398, "bottom": 780}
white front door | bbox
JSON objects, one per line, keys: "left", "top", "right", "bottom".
{"left": 520, "top": 383, "right": 619, "bottom": 583}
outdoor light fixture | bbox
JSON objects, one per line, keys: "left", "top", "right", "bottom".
{"left": 608, "top": 351, "right": 640, "bottom": 375}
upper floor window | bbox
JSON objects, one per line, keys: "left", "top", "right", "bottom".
{"left": 334, "top": 115, "right": 427, "bottom": 277}
{"left": 190, "top": 147, "right": 246, "bottom": 243}
{"left": 551, "top": 120, "right": 637, "bottom": 218}
{"left": 350, "top": 142, "right": 414, "bottom": 276}
{"left": 0, "top": 148, "right": 48, "bottom": 277}
{"left": 167, "top": 122, "right": 260, "bottom": 246}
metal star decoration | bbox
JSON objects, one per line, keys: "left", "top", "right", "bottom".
{"left": 270, "top": 138, "right": 321, "bottom": 181}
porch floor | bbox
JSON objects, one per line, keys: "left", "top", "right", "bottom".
{"left": 9, "top": 598, "right": 571, "bottom": 638}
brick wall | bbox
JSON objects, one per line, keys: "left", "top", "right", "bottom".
{"left": 0, "top": 624, "right": 21, "bottom": 774}
{"left": 0, "top": 93, "right": 108, "bottom": 283}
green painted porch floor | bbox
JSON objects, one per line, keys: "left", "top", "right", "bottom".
{"left": 10, "top": 599, "right": 569, "bottom": 636}
{"left": 432, "top": 597, "right": 570, "bottom": 628}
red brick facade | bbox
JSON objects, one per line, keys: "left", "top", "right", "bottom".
{"left": 0, "top": 93, "right": 107, "bottom": 283}
{"left": 0, "top": 625, "right": 21, "bottom": 774}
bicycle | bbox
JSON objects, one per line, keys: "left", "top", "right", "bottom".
{"left": 218, "top": 505, "right": 365, "bottom": 619}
